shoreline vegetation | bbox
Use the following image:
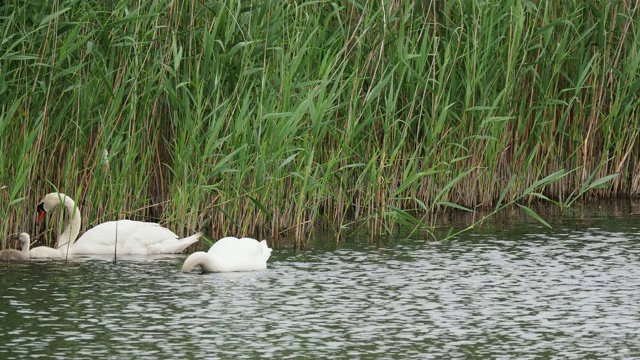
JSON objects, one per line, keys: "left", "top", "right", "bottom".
{"left": 1, "top": 1, "right": 638, "bottom": 248}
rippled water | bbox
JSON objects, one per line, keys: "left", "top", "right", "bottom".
{"left": 2, "top": 209, "right": 640, "bottom": 358}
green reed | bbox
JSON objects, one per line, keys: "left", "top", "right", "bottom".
{"left": 1, "top": 0, "right": 638, "bottom": 247}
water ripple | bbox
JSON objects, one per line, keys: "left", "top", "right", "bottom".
{"left": 1, "top": 225, "right": 640, "bottom": 358}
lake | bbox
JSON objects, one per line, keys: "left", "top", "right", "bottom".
{"left": 1, "top": 203, "right": 640, "bottom": 358}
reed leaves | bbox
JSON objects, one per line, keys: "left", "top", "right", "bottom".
{"left": 1, "top": 0, "right": 638, "bottom": 245}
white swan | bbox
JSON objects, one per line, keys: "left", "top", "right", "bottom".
{"left": 30, "top": 192, "right": 201, "bottom": 258}
{"left": 182, "top": 236, "right": 272, "bottom": 273}
{"left": 0, "top": 233, "right": 31, "bottom": 261}
{"left": 29, "top": 243, "right": 64, "bottom": 258}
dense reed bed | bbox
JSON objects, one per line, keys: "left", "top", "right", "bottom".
{"left": 1, "top": 0, "right": 639, "bottom": 246}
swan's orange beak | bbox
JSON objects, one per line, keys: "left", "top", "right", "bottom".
{"left": 36, "top": 203, "right": 46, "bottom": 225}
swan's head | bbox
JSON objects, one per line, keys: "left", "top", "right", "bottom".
{"left": 18, "top": 233, "right": 30, "bottom": 245}
{"left": 37, "top": 192, "right": 69, "bottom": 225}
{"left": 18, "top": 233, "right": 30, "bottom": 252}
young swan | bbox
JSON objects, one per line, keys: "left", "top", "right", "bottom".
{"left": 182, "top": 236, "right": 272, "bottom": 273}
{"left": 0, "top": 233, "right": 31, "bottom": 261}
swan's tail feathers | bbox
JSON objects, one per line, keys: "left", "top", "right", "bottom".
{"left": 173, "top": 232, "right": 202, "bottom": 253}
{"left": 260, "top": 240, "right": 273, "bottom": 262}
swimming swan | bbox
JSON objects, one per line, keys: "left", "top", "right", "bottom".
{"left": 30, "top": 192, "right": 201, "bottom": 258}
{"left": 0, "top": 233, "right": 31, "bottom": 261}
{"left": 182, "top": 236, "right": 272, "bottom": 273}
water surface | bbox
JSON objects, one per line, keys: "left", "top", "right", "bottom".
{"left": 1, "top": 206, "right": 640, "bottom": 358}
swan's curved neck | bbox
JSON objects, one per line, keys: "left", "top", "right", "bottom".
{"left": 57, "top": 196, "right": 81, "bottom": 249}
{"left": 22, "top": 240, "right": 30, "bottom": 254}
{"left": 181, "top": 252, "right": 210, "bottom": 273}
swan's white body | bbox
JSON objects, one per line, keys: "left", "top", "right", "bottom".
{"left": 182, "top": 237, "right": 272, "bottom": 273}
{"left": 29, "top": 192, "right": 201, "bottom": 258}
{"left": 71, "top": 220, "right": 201, "bottom": 255}
{"left": 28, "top": 245, "right": 64, "bottom": 258}
{"left": 0, "top": 233, "right": 30, "bottom": 261}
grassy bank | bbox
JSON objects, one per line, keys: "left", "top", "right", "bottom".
{"left": 1, "top": 0, "right": 638, "bottom": 246}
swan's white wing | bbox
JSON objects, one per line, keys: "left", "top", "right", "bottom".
{"left": 204, "top": 236, "right": 272, "bottom": 272}
{"left": 209, "top": 237, "right": 270, "bottom": 255}
{"left": 72, "top": 220, "right": 200, "bottom": 255}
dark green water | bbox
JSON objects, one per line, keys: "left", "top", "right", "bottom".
{"left": 1, "top": 204, "right": 640, "bottom": 359}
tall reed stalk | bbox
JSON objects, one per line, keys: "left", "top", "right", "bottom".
{"left": 1, "top": 0, "right": 638, "bottom": 246}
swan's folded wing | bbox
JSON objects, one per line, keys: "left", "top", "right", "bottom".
{"left": 73, "top": 220, "right": 200, "bottom": 255}
{"left": 205, "top": 236, "right": 272, "bottom": 271}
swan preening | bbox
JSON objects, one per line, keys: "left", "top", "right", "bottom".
{"left": 182, "top": 236, "right": 272, "bottom": 273}
{"left": 0, "top": 233, "right": 30, "bottom": 261}
{"left": 29, "top": 192, "right": 201, "bottom": 258}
